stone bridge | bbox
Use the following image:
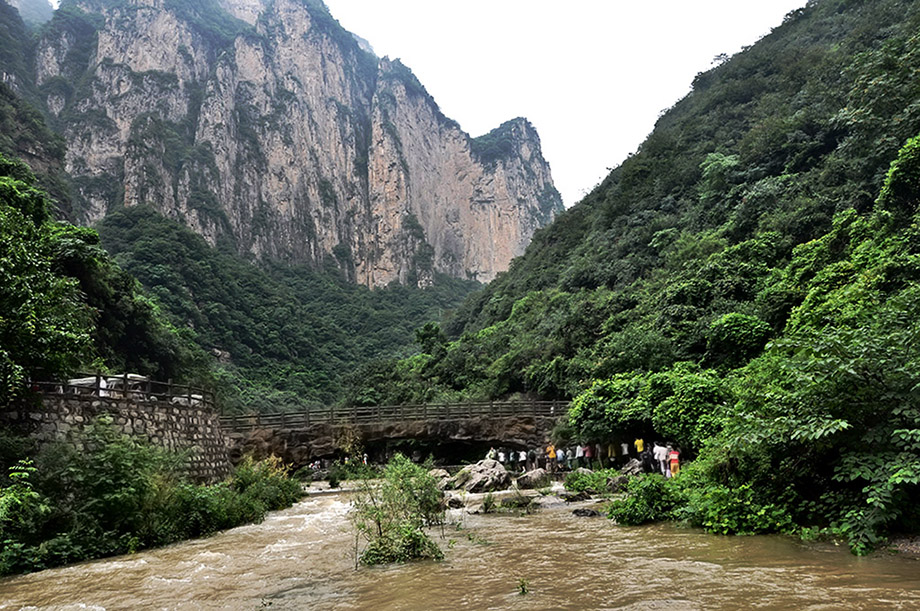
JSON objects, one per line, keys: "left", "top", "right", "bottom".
{"left": 220, "top": 401, "right": 568, "bottom": 466}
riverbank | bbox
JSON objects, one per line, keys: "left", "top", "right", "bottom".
{"left": 3, "top": 487, "right": 919, "bottom": 609}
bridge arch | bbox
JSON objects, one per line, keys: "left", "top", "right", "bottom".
{"left": 221, "top": 401, "right": 567, "bottom": 467}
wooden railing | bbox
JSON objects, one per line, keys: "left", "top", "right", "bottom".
{"left": 32, "top": 372, "right": 216, "bottom": 411}
{"left": 219, "top": 400, "right": 569, "bottom": 432}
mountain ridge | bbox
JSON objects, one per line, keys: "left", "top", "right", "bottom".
{"left": 18, "top": 0, "right": 561, "bottom": 286}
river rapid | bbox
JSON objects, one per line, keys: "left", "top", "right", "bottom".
{"left": 2, "top": 490, "right": 920, "bottom": 610}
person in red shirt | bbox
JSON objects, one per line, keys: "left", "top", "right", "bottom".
{"left": 668, "top": 446, "right": 681, "bottom": 477}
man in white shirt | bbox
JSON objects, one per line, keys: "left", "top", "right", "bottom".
{"left": 653, "top": 442, "right": 668, "bottom": 475}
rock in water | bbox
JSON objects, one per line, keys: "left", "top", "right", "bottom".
{"left": 560, "top": 490, "right": 591, "bottom": 503}
{"left": 429, "top": 468, "right": 452, "bottom": 490}
{"left": 449, "top": 459, "right": 511, "bottom": 493}
{"left": 572, "top": 508, "right": 601, "bottom": 517}
{"left": 515, "top": 468, "right": 550, "bottom": 489}
{"left": 446, "top": 494, "right": 464, "bottom": 509}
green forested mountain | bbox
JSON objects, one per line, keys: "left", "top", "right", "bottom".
{"left": 97, "top": 206, "right": 479, "bottom": 413}
{"left": 0, "top": 0, "right": 481, "bottom": 411}
{"left": 355, "top": 0, "right": 920, "bottom": 402}
{"left": 351, "top": 0, "right": 920, "bottom": 552}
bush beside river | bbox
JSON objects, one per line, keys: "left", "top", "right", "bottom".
{"left": 0, "top": 418, "right": 302, "bottom": 576}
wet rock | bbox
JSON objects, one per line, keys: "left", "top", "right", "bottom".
{"left": 449, "top": 459, "right": 511, "bottom": 493}
{"left": 572, "top": 508, "right": 601, "bottom": 517}
{"left": 500, "top": 493, "right": 536, "bottom": 510}
{"left": 429, "top": 468, "right": 452, "bottom": 490}
{"left": 620, "top": 458, "right": 643, "bottom": 476}
{"left": 607, "top": 475, "right": 629, "bottom": 493}
{"left": 560, "top": 490, "right": 591, "bottom": 503}
{"left": 446, "top": 494, "right": 464, "bottom": 509}
{"left": 573, "top": 467, "right": 594, "bottom": 476}
{"left": 515, "top": 468, "right": 550, "bottom": 489}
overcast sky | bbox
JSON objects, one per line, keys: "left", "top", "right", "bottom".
{"left": 324, "top": 1, "right": 809, "bottom": 206}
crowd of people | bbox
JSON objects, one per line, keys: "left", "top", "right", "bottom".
{"left": 486, "top": 439, "right": 682, "bottom": 477}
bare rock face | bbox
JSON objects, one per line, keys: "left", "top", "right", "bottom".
{"left": 35, "top": 0, "right": 563, "bottom": 286}
{"left": 449, "top": 459, "right": 511, "bottom": 493}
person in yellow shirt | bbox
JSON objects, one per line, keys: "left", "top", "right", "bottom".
{"left": 634, "top": 438, "right": 644, "bottom": 454}
{"left": 546, "top": 443, "right": 556, "bottom": 473}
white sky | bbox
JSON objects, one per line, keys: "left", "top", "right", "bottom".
{"left": 323, "top": 1, "right": 809, "bottom": 206}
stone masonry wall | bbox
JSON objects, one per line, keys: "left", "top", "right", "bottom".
{"left": 1, "top": 394, "right": 231, "bottom": 483}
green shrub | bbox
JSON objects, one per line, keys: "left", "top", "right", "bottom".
{"left": 681, "top": 482, "right": 794, "bottom": 535}
{"left": 0, "top": 423, "right": 303, "bottom": 576}
{"left": 706, "top": 312, "right": 772, "bottom": 366}
{"left": 564, "top": 468, "right": 619, "bottom": 494}
{"left": 359, "top": 523, "right": 444, "bottom": 565}
{"left": 606, "top": 475, "right": 683, "bottom": 525}
{"left": 351, "top": 454, "right": 445, "bottom": 565}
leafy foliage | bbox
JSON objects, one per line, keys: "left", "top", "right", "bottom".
{"left": 606, "top": 475, "right": 682, "bottom": 526}
{"left": 0, "top": 154, "right": 209, "bottom": 400}
{"left": 0, "top": 420, "right": 302, "bottom": 575}
{"left": 355, "top": 0, "right": 920, "bottom": 553}
{"left": 350, "top": 454, "right": 445, "bottom": 565}
{"left": 563, "top": 468, "right": 619, "bottom": 495}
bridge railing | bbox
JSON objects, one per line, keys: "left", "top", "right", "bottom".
{"left": 31, "top": 372, "right": 216, "bottom": 411}
{"left": 219, "top": 400, "right": 570, "bottom": 432}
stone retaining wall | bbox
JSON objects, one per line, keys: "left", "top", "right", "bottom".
{"left": 1, "top": 394, "right": 231, "bottom": 482}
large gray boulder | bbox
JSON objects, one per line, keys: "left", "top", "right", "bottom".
{"left": 516, "top": 468, "right": 550, "bottom": 489}
{"left": 621, "top": 458, "right": 643, "bottom": 476}
{"left": 449, "top": 459, "right": 511, "bottom": 493}
{"left": 429, "top": 468, "right": 452, "bottom": 490}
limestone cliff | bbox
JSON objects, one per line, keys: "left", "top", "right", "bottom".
{"left": 34, "top": 0, "right": 562, "bottom": 285}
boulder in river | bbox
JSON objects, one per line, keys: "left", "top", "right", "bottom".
{"left": 449, "top": 459, "right": 511, "bottom": 493}
{"left": 515, "top": 468, "right": 550, "bottom": 489}
{"left": 446, "top": 494, "right": 464, "bottom": 509}
{"left": 429, "top": 468, "right": 452, "bottom": 490}
{"left": 560, "top": 490, "right": 591, "bottom": 503}
{"left": 573, "top": 508, "right": 602, "bottom": 517}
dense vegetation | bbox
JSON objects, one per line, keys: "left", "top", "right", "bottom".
{"left": 97, "top": 206, "right": 479, "bottom": 413}
{"left": 0, "top": 153, "right": 207, "bottom": 404}
{"left": 0, "top": 421, "right": 302, "bottom": 575}
{"left": 349, "top": 0, "right": 920, "bottom": 553}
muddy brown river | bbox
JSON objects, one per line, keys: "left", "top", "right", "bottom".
{"left": 2, "top": 491, "right": 919, "bottom": 610}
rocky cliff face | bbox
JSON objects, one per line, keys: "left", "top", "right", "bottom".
{"left": 34, "top": 0, "right": 562, "bottom": 285}
{"left": 7, "top": 0, "right": 53, "bottom": 26}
